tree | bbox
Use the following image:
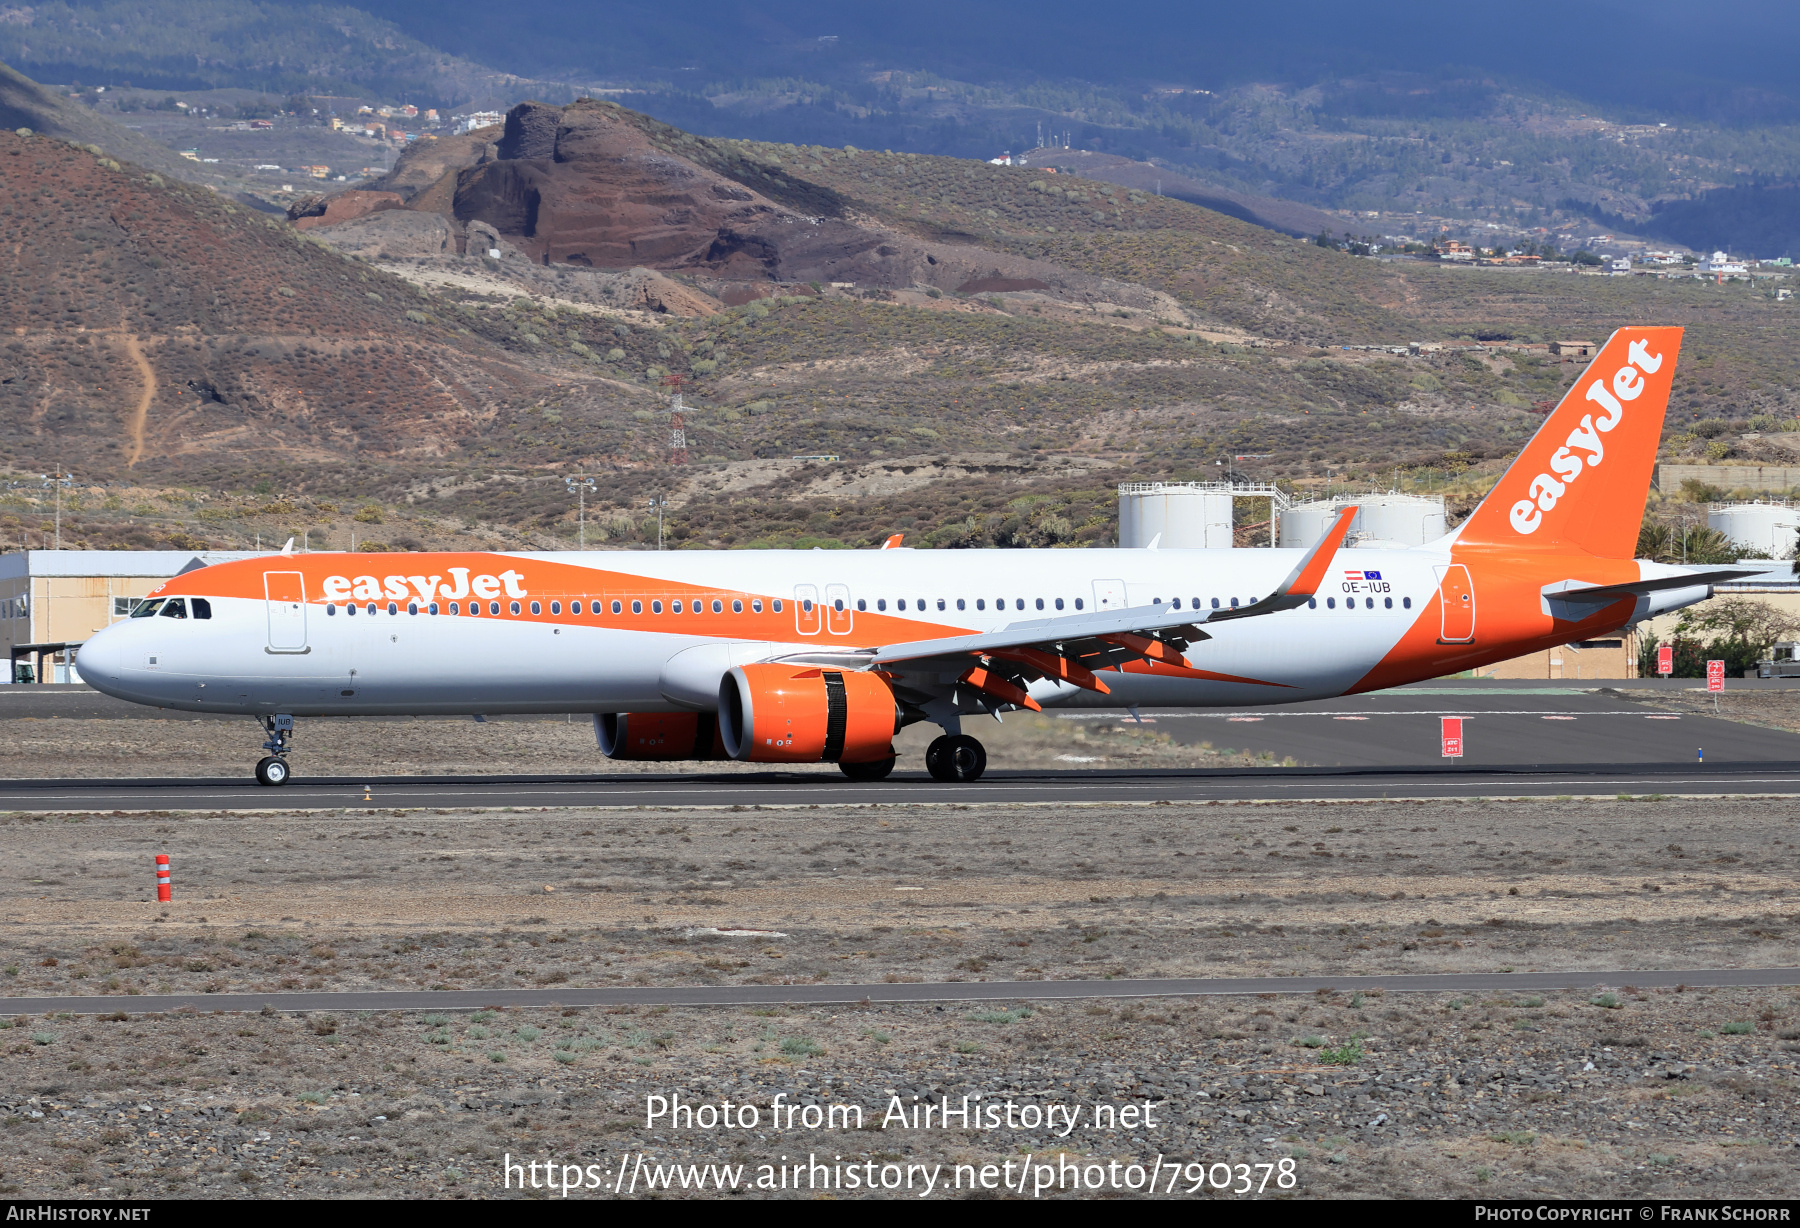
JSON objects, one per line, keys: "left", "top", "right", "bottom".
{"left": 1636, "top": 517, "right": 1673, "bottom": 562}
{"left": 1648, "top": 596, "right": 1800, "bottom": 677}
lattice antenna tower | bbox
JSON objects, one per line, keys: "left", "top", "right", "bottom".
{"left": 661, "top": 373, "right": 689, "bottom": 466}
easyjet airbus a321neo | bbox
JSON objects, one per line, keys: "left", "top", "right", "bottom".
{"left": 77, "top": 326, "right": 1748, "bottom": 785}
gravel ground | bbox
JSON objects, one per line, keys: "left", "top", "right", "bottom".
{"left": 1613, "top": 686, "right": 1800, "bottom": 736}
{"left": 0, "top": 795, "right": 1793, "bottom": 1198}
{"left": 0, "top": 714, "right": 1284, "bottom": 779}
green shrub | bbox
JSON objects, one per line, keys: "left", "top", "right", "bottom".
{"left": 1719, "top": 1021, "right": 1755, "bottom": 1035}
{"left": 780, "top": 1036, "right": 825, "bottom": 1057}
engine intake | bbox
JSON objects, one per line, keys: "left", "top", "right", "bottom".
{"left": 718, "top": 665, "right": 898, "bottom": 763}
{"left": 596, "top": 712, "right": 725, "bottom": 761}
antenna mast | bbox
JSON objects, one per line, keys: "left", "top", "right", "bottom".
{"left": 661, "top": 373, "right": 689, "bottom": 466}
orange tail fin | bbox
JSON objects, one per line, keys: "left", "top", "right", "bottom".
{"left": 1455, "top": 326, "right": 1682, "bottom": 559}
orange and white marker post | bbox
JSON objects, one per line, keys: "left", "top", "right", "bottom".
{"left": 155, "top": 854, "right": 171, "bottom": 903}
{"left": 1441, "top": 716, "right": 1464, "bottom": 759}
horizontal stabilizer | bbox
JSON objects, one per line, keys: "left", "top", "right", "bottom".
{"left": 1542, "top": 566, "right": 1769, "bottom": 605}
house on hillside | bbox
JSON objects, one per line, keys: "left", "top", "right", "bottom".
{"left": 455, "top": 111, "right": 503, "bottom": 135}
{"left": 1550, "top": 340, "right": 1596, "bottom": 359}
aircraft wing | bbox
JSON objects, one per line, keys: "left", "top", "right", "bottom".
{"left": 858, "top": 505, "right": 1359, "bottom": 710}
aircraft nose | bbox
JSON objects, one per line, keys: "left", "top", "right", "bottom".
{"left": 74, "top": 627, "right": 126, "bottom": 695}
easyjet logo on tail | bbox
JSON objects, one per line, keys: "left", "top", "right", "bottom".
{"left": 1509, "top": 338, "right": 1665, "bottom": 535}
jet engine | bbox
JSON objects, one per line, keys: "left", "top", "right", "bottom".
{"left": 595, "top": 712, "right": 725, "bottom": 761}
{"left": 718, "top": 665, "right": 898, "bottom": 764}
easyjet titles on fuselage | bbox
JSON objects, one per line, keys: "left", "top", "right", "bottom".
{"left": 322, "top": 568, "right": 530, "bottom": 604}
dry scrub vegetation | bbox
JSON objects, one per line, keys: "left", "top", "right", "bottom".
{"left": 0, "top": 795, "right": 1793, "bottom": 1197}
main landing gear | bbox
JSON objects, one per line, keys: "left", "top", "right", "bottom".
{"left": 255, "top": 714, "right": 294, "bottom": 786}
{"left": 925, "top": 734, "right": 986, "bottom": 783}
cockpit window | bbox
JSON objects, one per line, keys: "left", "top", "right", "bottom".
{"left": 130, "top": 598, "right": 165, "bottom": 618}
{"left": 191, "top": 598, "right": 212, "bottom": 620}
{"left": 158, "top": 598, "right": 188, "bottom": 619}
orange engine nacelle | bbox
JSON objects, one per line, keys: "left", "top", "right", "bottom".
{"left": 596, "top": 712, "right": 726, "bottom": 761}
{"left": 718, "top": 665, "right": 898, "bottom": 764}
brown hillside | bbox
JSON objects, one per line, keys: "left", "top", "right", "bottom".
{"left": 347, "top": 100, "right": 1167, "bottom": 312}
{"left": 0, "top": 128, "right": 544, "bottom": 476}
{"left": 0, "top": 59, "right": 201, "bottom": 184}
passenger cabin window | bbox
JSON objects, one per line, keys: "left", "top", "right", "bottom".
{"left": 956, "top": 599, "right": 965, "bottom": 611}
{"left": 531, "top": 601, "right": 542, "bottom": 615}
{"left": 553, "top": 601, "right": 563, "bottom": 615}
{"left": 572, "top": 601, "right": 584, "bottom": 614}
{"left": 1054, "top": 598, "right": 1064, "bottom": 610}
{"left": 670, "top": 600, "right": 680, "bottom": 613}
{"left": 772, "top": 599, "right": 783, "bottom": 613}
{"left": 876, "top": 599, "right": 886, "bottom": 611}
{"left": 1308, "top": 598, "right": 1317, "bottom": 609}
{"left": 631, "top": 600, "right": 642, "bottom": 614}
{"left": 752, "top": 599, "right": 763, "bottom": 613}
{"left": 1074, "top": 598, "right": 1083, "bottom": 610}
{"left": 732, "top": 600, "right": 743, "bottom": 614}
{"left": 510, "top": 601, "right": 521, "bottom": 615}
{"left": 650, "top": 600, "right": 661, "bottom": 614}
{"left": 131, "top": 599, "right": 165, "bottom": 618}
{"left": 1035, "top": 598, "right": 1044, "bottom": 610}
{"left": 712, "top": 600, "right": 723, "bottom": 613}
{"left": 611, "top": 600, "right": 622, "bottom": 614}
{"left": 976, "top": 599, "right": 986, "bottom": 611}
{"left": 1403, "top": 597, "right": 1412, "bottom": 609}
{"left": 429, "top": 602, "right": 439, "bottom": 615}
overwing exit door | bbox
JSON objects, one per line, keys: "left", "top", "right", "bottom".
{"left": 794, "top": 584, "right": 822, "bottom": 635}
{"left": 264, "top": 570, "right": 309, "bottom": 652}
{"left": 824, "top": 583, "right": 853, "bottom": 635}
{"left": 1435, "top": 564, "right": 1475, "bottom": 644}
{"left": 1092, "top": 578, "right": 1126, "bottom": 612}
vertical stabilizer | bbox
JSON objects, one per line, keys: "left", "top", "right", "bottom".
{"left": 1455, "top": 326, "right": 1682, "bottom": 559}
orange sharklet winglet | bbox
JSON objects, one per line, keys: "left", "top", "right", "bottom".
{"left": 1288, "top": 504, "right": 1358, "bottom": 597}
{"left": 959, "top": 665, "right": 1042, "bottom": 712}
{"left": 989, "top": 647, "right": 1112, "bottom": 694}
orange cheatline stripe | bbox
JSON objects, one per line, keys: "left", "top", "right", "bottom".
{"left": 1287, "top": 504, "right": 1358, "bottom": 597}
{"left": 1116, "top": 659, "right": 1295, "bottom": 687}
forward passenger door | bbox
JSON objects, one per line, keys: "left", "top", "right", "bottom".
{"left": 264, "top": 571, "right": 308, "bottom": 653}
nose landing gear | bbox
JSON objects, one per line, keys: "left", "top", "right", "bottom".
{"left": 925, "top": 734, "right": 986, "bottom": 782}
{"left": 255, "top": 714, "right": 294, "bottom": 786}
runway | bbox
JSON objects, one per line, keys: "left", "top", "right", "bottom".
{"left": 3, "top": 966, "right": 1795, "bottom": 1015}
{"left": 0, "top": 758, "right": 1797, "bottom": 810}
{"left": 1, "top": 679, "right": 1793, "bottom": 809}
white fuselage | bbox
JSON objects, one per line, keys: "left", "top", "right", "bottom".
{"left": 75, "top": 546, "right": 1446, "bottom": 717}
